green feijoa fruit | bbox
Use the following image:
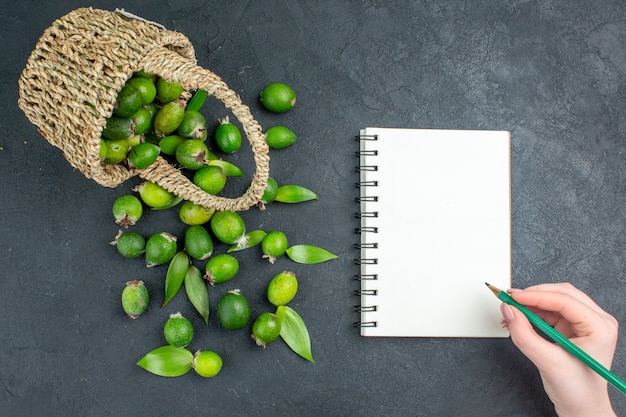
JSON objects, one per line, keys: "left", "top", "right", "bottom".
{"left": 265, "top": 126, "right": 296, "bottom": 149}
{"left": 112, "top": 194, "right": 143, "bottom": 228}
{"left": 114, "top": 83, "right": 144, "bottom": 118}
{"left": 103, "top": 139, "right": 129, "bottom": 164}
{"left": 126, "top": 76, "right": 157, "bottom": 105}
{"left": 176, "top": 139, "right": 209, "bottom": 170}
{"left": 193, "top": 165, "right": 227, "bottom": 195}
{"left": 132, "top": 107, "right": 153, "bottom": 135}
{"left": 145, "top": 232, "right": 177, "bottom": 267}
{"left": 210, "top": 211, "right": 247, "bottom": 247}
{"left": 159, "top": 135, "right": 185, "bottom": 156}
{"left": 267, "top": 271, "right": 298, "bottom": 306}
{"left": 217, "top": 290, "right": 250, "bottom": 330}
{"left": 193, "top": 350, "right": 222, "bottom": 378}
{"left": 204, "top": 253, "right": 239, "bottom": 285}
{"left": 127, "top": 142, "right": 160, "bottom": 169}
{"left": 163, "top": 312, "right": 194, "bottom": 348}
{"left": 121, "top": 280, "right": 149, "bottom": 319}
{"left": 261, "top": 231, "right": 288, "bottom": 263}
{"left": 134, "top": 181, "right": 176, "bottom": 209}
{"left": 102, "top": 116, "right": 135, "bottom": 141}
{"left": 156, "top": 78, "right": 184, "bottom": 103}
{"left": 252, "top": 312, "right": 282, "bottom": 347}
{"left": 214, "top": 116, "right": 242, "bottom": 153}
{"left": 111, "top": 231, "right": 146, "bottom": 258}
{"left": 184, "top": 225, "right": 213, "bottom": 261}
{"left": 257, "top": 177, "right": 278, "bottom": 210}
{"left": 143, "top": 102, "right": 158, "bottom": 118}
{"left": 179, "top": 200, "right": 215, "bottom": 225}
{"left": 134, "top": 70, "right": 155, "bottom": 79}
{"left": 154, "top": 101, "right": 185, "bottom": 136}
{"left": 260, "top": 82, "right": 296, "bottom": 113}
{"left": 127, "top": 134, "right": 142, "bottom": 148}
{"left": 177, "top": 110, "right": 207, "bottom": 140}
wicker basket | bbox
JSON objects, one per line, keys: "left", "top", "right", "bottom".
{"left": 18, "top": 7, "right": 269, "bottom": 212}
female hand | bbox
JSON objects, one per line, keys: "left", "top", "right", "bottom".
{"left": 500, "top": 282, "right": 618, "bottom": 417}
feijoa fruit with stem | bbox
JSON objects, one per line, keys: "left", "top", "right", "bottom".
{"left": 252, "top": 312, "right": 282, "bottom": 347}
{"left": 184, "top": 225, "right": 213, "bottom": 261}
{"left": 217, "top": 289, "right": 250, "bottom": 330}
{"left": 177, "top": 110, "right": 207, "bottom": 140}
{"left": 267, "top": 271, "right": 298, "bottom": 306}
{"left": 131, "top": 107, "right": 153, "bottom": 135}
{"left": 261, "top": 231, "right": 288, "bottom": 263}
{"left": 260, "top": 82, "right": 296, "bottom": 113}
{"left": 176, "top": 139, "right": 210, "bottom": 170}
{"left": 210, "top": 211, "right": 247, "bottom": 248}
{"left": 204, "top": 253, "right": 239, "bottom": 285}
{"left": 179, "top": 200, "right": 215, "bottom": 225}
{"left": 112, "top": 194, "right": 143, "bottom": 228}
{"left": 163, "top": 312, "right": 194, "bottom": 348}
{"left": 110, "top": 230, "right": 146, "bottom": 258}
{"left": 145, "top": 232, "right": 177, "bottom": 267}
{"left": 121, "top": 280, "right": 149, "bottom": 319}
{"left": 193, "top": 350, "right": 222, "bottom": 378}
{"left": 214, "top": 116, "right": 242, "bottom": 153}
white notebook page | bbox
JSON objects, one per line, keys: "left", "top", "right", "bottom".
{"left": 358, "top": 128, "right": 511, "bottom": 337}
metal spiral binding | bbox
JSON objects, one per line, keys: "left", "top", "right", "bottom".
{"left": 355, "top": 132, "right": 379, "bottom": 329}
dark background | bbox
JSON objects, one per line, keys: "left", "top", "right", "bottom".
{"left": 1, "top": 1, "right": 624, "bottom": 416}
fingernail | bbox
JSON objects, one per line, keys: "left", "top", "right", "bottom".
{"left": 500, "top": 303, "right": 514, "bottom": 326}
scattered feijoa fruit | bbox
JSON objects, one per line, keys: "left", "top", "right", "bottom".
{"left": 176, "top": 139, "right": 209, "bottom": 170}
{"left": 214, "top": 116, "right": 242, "bottom": 154}
{"left": 265, "top": 126, "right": 296, "bottom": 149}
{"left": 210, "top": 211, "right": 247, "bottom": 247}
{"left": 217, "top": 290, "right": 250, "bottom": 330}
{"left": 134, "top": 182, "right": 176, "bottom": 209}
{"left": 193, "top": 350, "right": 223, "bottom": 378}
{"left": 112, "top": 194, "right": 143, "bottom": 228}
{"left": 163, "top": 312, "right": 194, "bottom": 348}
{"left": 111, "top": 231, "right": 146, "bottom": 258}
{"left": 177, "top": 110, "right": 207, "bottom": 140}
{"left": 121, "top": 280, "right": 149, "bottom": 319}
{"left": 193, "top": 165, "right": 227, "bottom": 195}
{"left": 267, "top": 271, "right": 298, "bottom": 306}
{"left": 179, "top": 200, "right": 215, "bottom": 225}
{"left": 205, "top": 253, "right": 239, "bottom": 285}
{"left": 252, "top": 312, "right": 282, "bottom": 348}
{"left": 127, "top": 142, "right": 160, "bottom": 169}
{"left": 145, "top": 232, "right": 178, "bottom": 267}
{"left": 261, "top": 231, "right": 288, "bottom": 263}
{"left": 260, "top": 82, "right": 296, "bottom": 113}
{"left": 184, "top": 225, "right": 213, "bottom": 261}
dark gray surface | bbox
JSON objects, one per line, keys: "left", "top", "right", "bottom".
{"left": 1, "top": 1, "right": 624, "bottom": 416}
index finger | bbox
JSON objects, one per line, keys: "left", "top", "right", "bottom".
{"left": 521, "top": 282, "right": 607, "bottom": 317}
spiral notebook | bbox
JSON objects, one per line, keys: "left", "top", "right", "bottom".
{"left": 355, "top": 127, "right": 511, "bottom": 337}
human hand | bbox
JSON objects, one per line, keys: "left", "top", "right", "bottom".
{"left": 500, "top": 282, "right": 618, "bottom": 417}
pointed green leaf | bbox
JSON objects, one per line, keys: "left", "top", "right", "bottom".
{"left": 227, "top": 230, "right": 267, "bottom": 253}
{"left": 276, "top": 306, "right": 314, "bottom": 363}
{"left": 137, "top": 345, "right": 193, "bottom": 377}
{"left": 185, "top": 265, "right": 210, "bottom": 324}
{"left": 208, "top": 159, "right": 244, "bottom": 177}
{"left": 274, "top": 185, "right": 318, "bottom": 203}
{"left": 286, "top": 244, "right": 338, "bottom": 264}
{"left": 186, "top": 89, "right": 208, "bottom": 112}
{"left": 163, "top": 251, "right": 189, "bottom": 308}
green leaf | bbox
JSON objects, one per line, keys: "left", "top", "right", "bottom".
{"left": 208, "top": 159, "right": 244, "bottom": 177}
{"left": 227, "top": 230, "right": 267, "bottom": 253}
{"left": 184, "top": 265, "right": 210, "bottom": 324}
{"left": 137, "top": 345, "right": 193, "bottom": 377}
{"left": 286, "top": 244, "right": 338, "bottom": 264}
{"left": 276, "top": 306, "right": 314, "bottom": 363}
{"left": 274, "top": 185, "right": 318, "bottom": 203}
{"left": 163, "top": 251, "right": 189, "bottom": 308}
{"left": 186, "top": 89, "right": 208, "bottom": 112}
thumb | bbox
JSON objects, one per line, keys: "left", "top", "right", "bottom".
{"left": 501, "top": 303, "right": 561, "bottom": 368}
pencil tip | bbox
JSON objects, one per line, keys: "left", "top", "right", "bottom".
{"left": 485, "top": 283, "right": 501, "bottom": 297}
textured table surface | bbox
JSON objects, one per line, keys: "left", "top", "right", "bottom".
{"left": 1, "top": 1, "right": 624, "bottom": 416}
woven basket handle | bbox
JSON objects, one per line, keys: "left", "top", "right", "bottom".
{"left": 136, "top": 45, "right": 270, "bottom": 212}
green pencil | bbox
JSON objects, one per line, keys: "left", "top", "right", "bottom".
{"left": 486, "top": 282, "right": 626, "bottom": 395}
